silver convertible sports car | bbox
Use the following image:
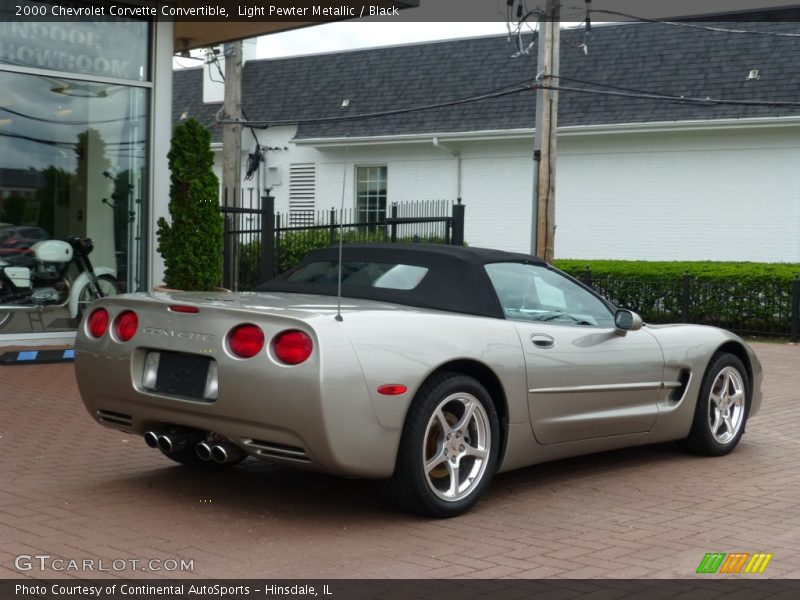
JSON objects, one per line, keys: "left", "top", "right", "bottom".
{"left": 75, "top": 244, "right": 762, "bottom": 517}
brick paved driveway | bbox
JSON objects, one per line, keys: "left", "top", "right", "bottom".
{"left": 1, "top": 343, "right": 798, "bottom": 579}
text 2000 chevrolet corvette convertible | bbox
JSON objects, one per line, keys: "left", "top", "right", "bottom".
{"left": 75, "top": 244, "right": 762, "bottom": 517}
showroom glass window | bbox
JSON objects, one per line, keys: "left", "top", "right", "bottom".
{"left": 356, "top": 166, "right": 387, "bottom": 227}
{"left": 0, "top": 19, "right": 150, "bottom": 330}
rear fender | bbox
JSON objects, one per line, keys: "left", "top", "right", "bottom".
{"left": 342, "top": 312, "right": 527, "bottom": 430}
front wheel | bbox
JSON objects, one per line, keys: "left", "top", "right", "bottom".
{"left": 77, "top": 275, "right": 120, "bottom": 317}
{"left": 681, "top": 353, "right": 749, "bottom": 456}
{"left": 382, "top": 373, "right": 500, "bottom": 518}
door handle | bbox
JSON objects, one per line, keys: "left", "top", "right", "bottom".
{"left": 531, "top": 333, "right": 555, "bottom": 349}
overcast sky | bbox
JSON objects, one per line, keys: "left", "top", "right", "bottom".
{"left": 254, "top": 22, "right": 511, "bottom": 59}
{"left": 247, "top": 0, "right": 800, "bottom": 59}
{"left": 171, "top": 0, "right": 800, "bottom": 67}
{"left": 172, "top": 22, "right": 515, "bottom": 69}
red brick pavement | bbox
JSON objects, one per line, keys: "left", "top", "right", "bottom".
{"left": 0, "top": 343, "right": 798, "bottom": 579}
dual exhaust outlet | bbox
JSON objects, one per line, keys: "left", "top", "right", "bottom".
{"left": 144, "top": 429, "right": 243, "bottom": 464}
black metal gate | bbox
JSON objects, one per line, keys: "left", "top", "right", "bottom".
{"left": 221, "top": 193, "right": 465, "bottom": 291}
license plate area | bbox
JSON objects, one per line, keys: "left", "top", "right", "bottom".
{"left": 143, "top": 351, "right": 217, "bottom": 402}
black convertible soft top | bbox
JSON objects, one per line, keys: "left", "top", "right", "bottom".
{"left": 257, "top": 243, "right": 545, "bottom": 319}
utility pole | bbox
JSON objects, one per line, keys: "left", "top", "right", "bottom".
{"left": 221, "top": 40, "right": 243, "bottom": 290}
{"left": 222, "top": 40, "right": 243, "bottom": 208}
{"left": 531, "top": 0, "right": 560, "bottom": 263}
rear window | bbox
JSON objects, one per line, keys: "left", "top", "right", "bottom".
{"left": 286, "top": 261, "right": 429, "bottom": 291}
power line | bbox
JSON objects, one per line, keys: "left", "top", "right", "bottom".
{"left": 207, "top": 47, "right": 226, "bottom": 84}
{"left": 585, "top": 8, "right": 800, "bottom": 38}
{"left": 0, "top": 106, "right": 145, "bottom": 126}
{"left": 216, "top": 76, "right": 800, "bottom": 131}
{"left": 542, "top": 77, "right": 800, "bottom": 108}
{"left": 216, "top": 80, "right": 537, "bottom": 128}
{"left": 0, "top": 130, "right": 75, "bottom": 148}
{"left": 219, "top": 73, "right": 800, "bottom": 131}
{"left": 555, "top": 74, "right": 710, "bottom": 97}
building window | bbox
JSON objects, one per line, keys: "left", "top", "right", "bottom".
{"left": 356, "top": 166, "right": 387, "bottom": 226}
{"left": 0, "top": 21, "right": 150, "bottom": 81}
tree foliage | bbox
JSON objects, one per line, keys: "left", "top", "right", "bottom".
{"left": 156, "top": 119, "right": 223, "bottom": 290}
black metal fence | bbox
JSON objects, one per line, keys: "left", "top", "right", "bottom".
{"left": 579, "top": 268, "right": 800, "bottom": 341}
{"left": 220, "top": 191, "right": 465, "bottom": 291}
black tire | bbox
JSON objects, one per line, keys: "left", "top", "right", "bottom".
{"left": 382, "top": 373, "right": 500, "bottom": 518}
{"left": 681, "top": 353, "right": 749, "bottom": 456}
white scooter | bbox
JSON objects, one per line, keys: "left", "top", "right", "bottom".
{"left": 0, "top": 237, "right": 118, "bottom": 331}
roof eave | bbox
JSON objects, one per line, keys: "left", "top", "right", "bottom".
{"left": 292, "top": 116, "right": 800, "bottom": 147}
{"left": 293, "top": 129, "right": 536, "bottom": 147}
{"left": 560, "top": 116, "right": 800, "bottom": 136}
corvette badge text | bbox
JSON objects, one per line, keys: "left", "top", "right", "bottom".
{"left": 143, "top": 326, "right": 216, "bottom": 342}
{"left": 696, "top": 552, "right": 773, "bottom": 574}
{"left": 14, "top": 554, "right": 194, "bottom": 573}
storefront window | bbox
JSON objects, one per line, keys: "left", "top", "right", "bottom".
{"left": 0, "top": 71, "right": 148, "bottom": 334}
{"left": 0, "top": 19, "right": 149, "bottom": 81}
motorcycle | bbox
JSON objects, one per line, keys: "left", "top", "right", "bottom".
{"left": 0, "top": 237, "right": 119, "bottom": 331}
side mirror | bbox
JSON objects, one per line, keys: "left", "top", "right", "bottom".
{"left": 614, "top": 309, "right": 643, "bottom": 334}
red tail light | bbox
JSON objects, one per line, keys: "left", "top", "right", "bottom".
{"left": 87, "top": 308, "right": 109, "bottom": 338}
{"left": 113, "top": 310, "right": 138, "bottom": 342}
{"left": 228, "top": 324, "right": 264, "bottom": 359}
{"left": 273, "top": 330, "right": 313, "bottom": 365}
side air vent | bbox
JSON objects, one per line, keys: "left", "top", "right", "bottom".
{"left": 669, "top": 369, "right": 692, "bottom": 402}
{"left": 245, "top": 439, "right": 310, "bottom": 463}
{"left": 97, "top": 409, "right": 133, "bottom": 428}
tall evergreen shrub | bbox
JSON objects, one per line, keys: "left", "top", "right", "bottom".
{"left": 156, "top": 119, "right": 223, "bottom": 290}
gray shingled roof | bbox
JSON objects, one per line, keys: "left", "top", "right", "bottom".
{"left": 172, "top": 18, "right": 800, "bottom": 143}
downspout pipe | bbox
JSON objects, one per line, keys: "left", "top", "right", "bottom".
{"left": 432, "top": 137, "right": 461, "bottom": 202}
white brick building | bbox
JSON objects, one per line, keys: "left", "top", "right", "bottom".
{"left": 174, "top": 22, "right": 800, "bottom": 263}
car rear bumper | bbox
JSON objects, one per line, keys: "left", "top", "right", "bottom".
{"left": 75, "top": 348, "right": 399, "bottom": 478}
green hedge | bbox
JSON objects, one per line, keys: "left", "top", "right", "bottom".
{"left": 555, "top": 259, "right": 800, "bottom": 283}
{"left": 554, "top": 260, "right": 800, "bottom": 335}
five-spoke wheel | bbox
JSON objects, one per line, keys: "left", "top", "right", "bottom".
{"left": 707, "top": 365, "right": 746, "bottom": 445}
{"left": 682, "top": 353, "right": 749, "bottom": 456}
{"left": 423, "top": 392, "right": 492, "bottom": 502}
{"left": 382, "top": 373, "right": 500, "bottom": 518}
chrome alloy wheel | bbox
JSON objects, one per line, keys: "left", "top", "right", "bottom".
{"left": 708, "top": 366, "right": 746, "bottom": 444}
{"left": 423, "top": 392, "right": 491, "bottom": 502}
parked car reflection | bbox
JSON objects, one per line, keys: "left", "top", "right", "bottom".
{"left": 0, "top": 226, "right": 50, "bottom": 256}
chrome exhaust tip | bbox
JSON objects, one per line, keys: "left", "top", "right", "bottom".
{"left": 211, "top": 442, "right": 243, "bottom": 464}
{"left": 157, "top": 435, "right": 173, "bottom": 453}
{"left": 143, "top": 431, "right": 159, "bottom": 449}
{"left": 196, "top": 441, "right": 213, "bottom": 461}
{"left": 156, "top": 429, "right": 197, "bottom": 453}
